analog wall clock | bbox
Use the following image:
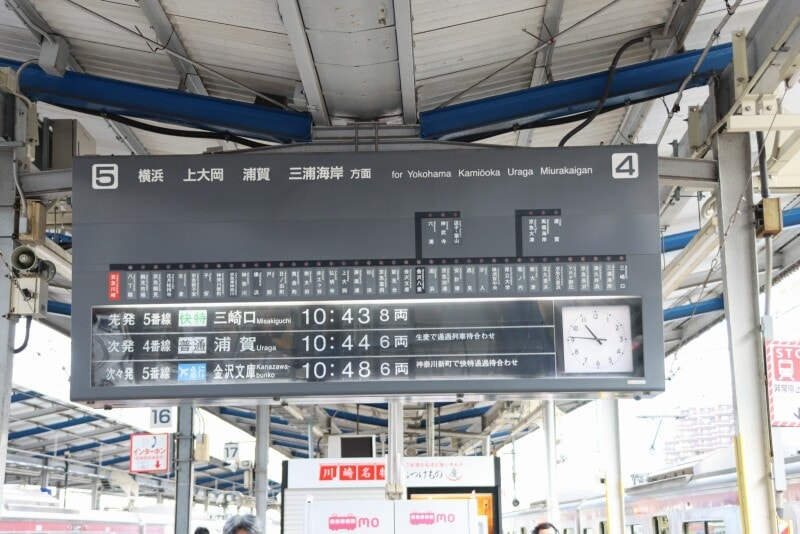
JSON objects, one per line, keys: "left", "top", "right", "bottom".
{"left": 562, "top": 305, "right": 633, "bottom": 373}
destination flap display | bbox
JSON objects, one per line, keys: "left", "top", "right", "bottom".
{"left": 71, "top": 146, "right": 664, "bottom": 406}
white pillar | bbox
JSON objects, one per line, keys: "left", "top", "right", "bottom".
{"left": 0, "top": 144, "right": 20, "bottom": 510}
{"left": 256, "top": 405, "right": 270, "bottom": 531}
{"left": 386, "top": 401, "right": 405, "bottom": 499}
{"left": 715, "top": 132, "right": 778, "bottom": 533}
{"left": 426, "top": 403, "right": 435, "bottom": 456}
{"left": 544, "top": 401, "right": 560, "bottom": 527}
{"left": 174, "top": 404, "right": 194, "bottom": 534}
{"left": 599, "top": 399, "right": 624, "bottom": 534}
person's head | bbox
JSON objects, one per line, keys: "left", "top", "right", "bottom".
{"left": 194, "top": 528, "right": 210, "bottom": 534}
{"left": 223, "top": 514, "right": 264, "bottom": 534}
{"left": 533, "top": 522, "right": 559, "bottom": 534}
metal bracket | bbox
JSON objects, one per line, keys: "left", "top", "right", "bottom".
{"left": 732, "top": 30, "right": 749, "bottom": 98}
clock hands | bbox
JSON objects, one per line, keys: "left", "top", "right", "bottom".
{"left": 584, "top": 325, "right": 604, "bottom": 345}
{"left": 569, "top": 335, "right": 608, "bottom": 342}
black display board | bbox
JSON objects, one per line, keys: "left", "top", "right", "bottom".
{"left": 71, "top": 146, "right": 664, "bottom": 406}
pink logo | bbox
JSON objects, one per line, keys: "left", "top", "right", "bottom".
{"left": 409, "top": 512, "right": 456, "bottom": 526}
{"left": 328, "top": 515, "right": 381, "bottom": 531}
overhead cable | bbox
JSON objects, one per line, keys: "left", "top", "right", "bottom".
{"left": 558, "top": 36, "right": 646, "bottom": 147}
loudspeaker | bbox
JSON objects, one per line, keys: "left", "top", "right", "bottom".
{"left": 11, "top": 246, "right": 56, "bottom": 281}
{"left": 11, "top": 246, "right": 37, "bottom": 272}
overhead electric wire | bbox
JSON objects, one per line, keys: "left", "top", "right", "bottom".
{"left": 6, "top": 0, "right": 54, "bottom": 44}
{"left": 50, "top": 103, "right": 270, "bottom": 147}
{"left": 666, "top": 111, "right": 780, "bottom": 365}
{"left": 13, "top": 317, "right": 32, "bottom": 354}
{"left": 655, "top": 0, "right": 743, "bottom": 146}
{"left": 60, "top": 0, "right": 292, "bottom": 111}
{"left": 451, "top": 93, "right": 658, "bottom": 143}
{"left": 435, "top": 0, "right": 624, "bottom": 109}
{"left": 558, "top": 36, "right": 646, "bottom": 147}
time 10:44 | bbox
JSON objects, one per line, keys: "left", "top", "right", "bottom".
{"left": 301, "top": 333, "right": 371, "bottom": 352}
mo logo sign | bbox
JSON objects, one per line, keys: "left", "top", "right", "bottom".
{"left": 328, "top": 515, "right": 381, "bottom": 531}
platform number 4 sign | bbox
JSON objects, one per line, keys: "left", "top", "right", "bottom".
{"left": 612, "top": 152, "right": 639, "bottom": 179}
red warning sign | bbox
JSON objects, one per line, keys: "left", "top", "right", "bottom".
{"left": 766, "top": 341, "right": 800, "bottom": 427}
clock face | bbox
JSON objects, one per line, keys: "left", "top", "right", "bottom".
{"left": 562, "top": 305, "right": 633, "bottom": 373}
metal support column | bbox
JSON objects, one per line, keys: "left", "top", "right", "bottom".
{"left": 91, "top": 474, "right": 100, "bottom": 510}
{"left": 256, "top": 405, "right": 270, "bottom": 531}
{"left": 426, "top": 403, "right": 435, "bottom": 456}
{"left": 715, "top": 132, "right": 778, "bottom": 533}
{"left": 174, "top": 404, "right": 194, "bottom": 534}
{"left": 0, "top": 143, "right": 19, "bottom": 510}
{"left": 386, "top": 401, "right": 405, "bottom": 499}
{"left": 544, "top": 401, "right": 561, "bottom": 527}
{"left": 307, "top": 416, "right": 314, "bottom": 459}
{"left": 599, "top": 399, "right": 624, "bottom": 534}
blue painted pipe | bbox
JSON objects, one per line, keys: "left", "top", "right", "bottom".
{"left": 0, "top": 59, "right": 313, "bottom": 143}
{"left": 9, "top": 414, "right": 100, "bottom": 439}
{"left": 47, "top": 301, "right": 71, "bottom": 315}
{"left": 661, "top": 229, "right": 699, "bottom": 253}
{"left": 663, "top": 297, "right": 725, "bottom": 321}
{"left": 661, "top": 207, "right": 800, "bottom": 252}
{"left": 420, "top": 44, "right": 732, "bottom": 139}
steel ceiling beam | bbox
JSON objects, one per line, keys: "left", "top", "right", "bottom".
{"left": 6, "top": 0, "right": 149, "bottom": 155}
{"left": 277, "top": 0, "right": 330, "bottom": 126}
{"left": 0, "top": 58, "right": 313, "bottom": 143}
{"left": 393, "top": 0, "right": 417, "bottom": 124}
{"left": 516, "top": 0, "right": 564, "bottom": 147}
{"left": 611, "top": 0, "right": 704, "bottom": 145}
{"left": 9, "top": 414, "right": 100, "bottom": 439}
{"left": 136, "top": 0, "right": 234, "bottom": 151}
{"left": 419, "top": 44, "right": 733, "bottom": 141}
{"left": 136, "top": 0, "right": 205, "bottom": 96}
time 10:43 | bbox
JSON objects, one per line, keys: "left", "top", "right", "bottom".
{"left": 300, "top": 307, "right": 397, "bottom": 327}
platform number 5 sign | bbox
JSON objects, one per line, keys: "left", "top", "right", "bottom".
{"left": 612, "top": 152, "right": 639, "bottom": 179}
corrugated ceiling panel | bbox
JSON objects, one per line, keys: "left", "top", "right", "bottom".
{"left": 161, "top": 0, "right": 286, "bottom": 34}
{"left": 551, "top": 37, "right": 654, "bottom": 81}
{"left": 67, "top": 41, "right": 179, "bottom": 88}
{"left": 417, "top": 61, "right": 533, "bottom": 111}
{"left": 307, "top": 27, "right": 397, "bottom": 66}
{"left": 414, "top": 9, "right": 545, "bottom": 80}
{"left": 299, "top": 0, "right": 395, "bottom": 32}
{"left": 413, "top": 2, "right": 544, "bottom": 111}
{"left": 682, "top": 0, "right": 766, "bottom": 50}
{"left": 31, "top": 0, "right": 158, "bottom": 52}
{"left": 0, "top": 25, "right": 40, "bottom": 61}
{"left": 170, "top": 18, "right": 297, "bottom": 73}
{"left": 555, "top": 0, "right": 671, "bottom": 46}
{"left": 549, "top": 0, "right": 673, "bottom": 83}
{"left": 166, "top": 15, "right": 299, "bottom": 101}
{"left": 200, "top": 67, "right": 300, "bottom": 103}
{"left": 411, "top": 0, "right": 546, "bottom": 34}
{"left": 28, "top": 0, "right": 178, "bottom": 88}
{"left": 525, "top": 108, "right": 630, "bottom": 147}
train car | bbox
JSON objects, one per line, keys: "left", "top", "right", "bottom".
{"left": 503, "top": 448, "right": 800, "bottom": 534}
{"left": 0, "top": 486, "right": 175, "bottom": 533}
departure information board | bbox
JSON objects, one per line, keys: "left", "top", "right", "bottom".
{"left": 71, "top": 146, "right": 664, "bottom": 406}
